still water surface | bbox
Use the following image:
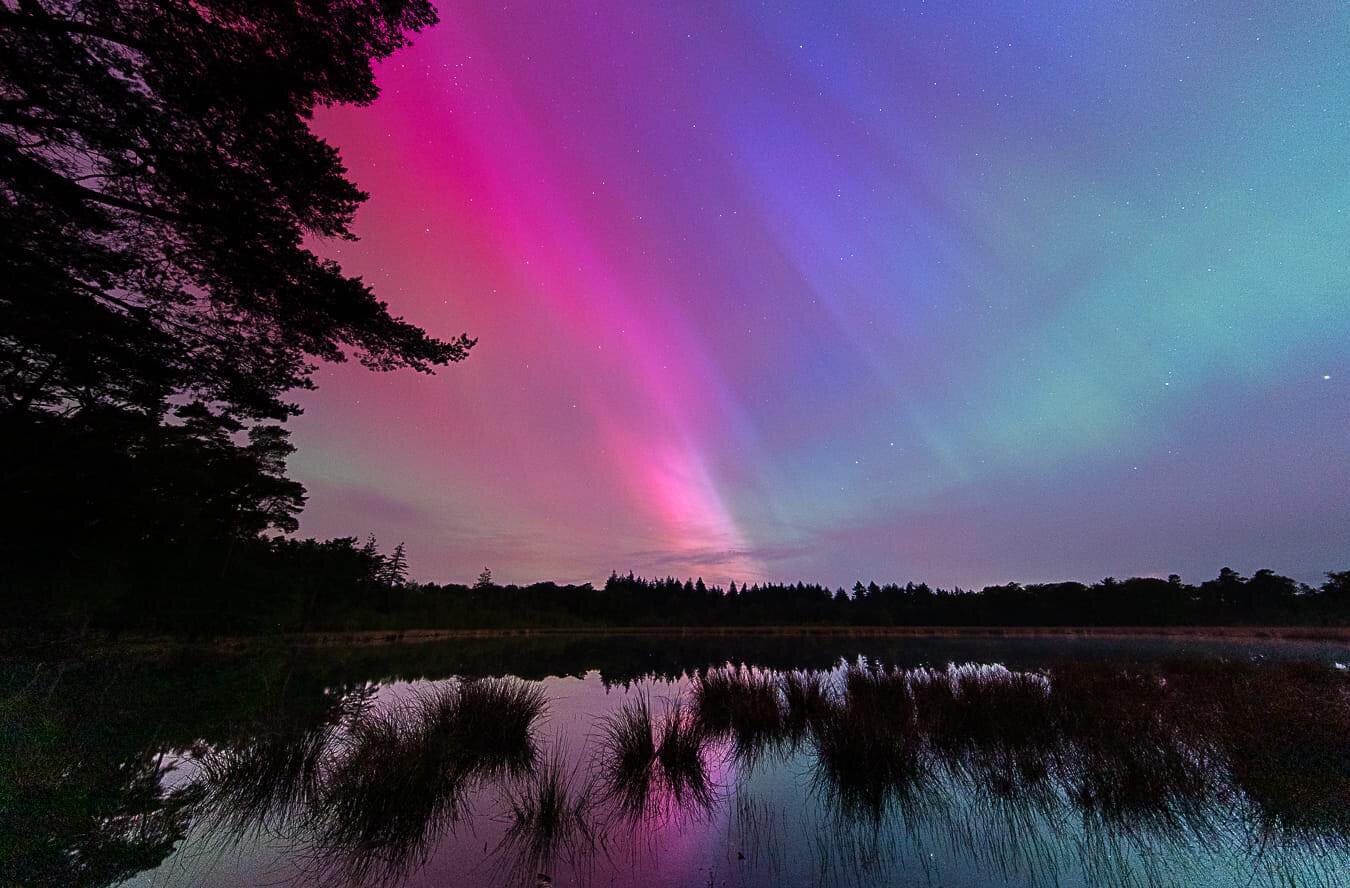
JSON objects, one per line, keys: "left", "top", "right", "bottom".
{"left": 8, "top": 635, "right": 1350, "bottom": 887}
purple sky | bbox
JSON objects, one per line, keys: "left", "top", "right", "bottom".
{"left": 291, "top": 1, "right": 1349, "bottom": 588}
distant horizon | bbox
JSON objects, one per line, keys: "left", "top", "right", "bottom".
{"left": 330, "top": 527, "right": 1343, "bottom": 590}
{"left": 292, "top": 2, "right": 1348, "bottom": 588}
{"left": 364, "top": 557, "right": 1341, "bottom": 594}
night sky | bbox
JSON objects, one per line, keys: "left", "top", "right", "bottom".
{"left": 294, "top": 2, "right": 1348, "bottom": 588}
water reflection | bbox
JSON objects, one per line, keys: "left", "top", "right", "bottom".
{"left": 492, "top": 737, "right": 599, "bottom": 888}
{"left": 693, "top": 667, "right": 795, "bottom": 766}
{"left": 596, "top": 692, "right": 718, "bottom": 827}
{"left": 0, "top": 662, "right": 197, "bottom": 888}
{"left": 193, "top": 678, "right": 545, "bottom": 885}
{"left": 5, "top": 640, "right": 1350, "bottom": 887}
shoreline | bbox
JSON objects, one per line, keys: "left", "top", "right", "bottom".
{"left": 23, "top": 624, "right": 1350, "bottom": 655}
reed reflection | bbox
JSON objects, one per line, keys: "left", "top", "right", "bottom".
{"left": 596, "top": 691, "right": 719, "bottom": 826}
{"left": 194, "top": 677, "right": 545, "bottom": 885}
{"left": 177, "top": 657, "right": 1350, "bottom": 888}
{"left": 491, "top": 737, "right": 601, "bottom": 888}
{"left": 693, "top": 667, "right": 791, "bottom": 766}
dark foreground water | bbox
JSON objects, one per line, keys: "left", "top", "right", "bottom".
{"left": 5, "top": 635, "right": 1350, "bottom": 888}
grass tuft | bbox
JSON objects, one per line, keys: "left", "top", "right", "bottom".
{"left": 693, "top": 666, "right": 786, "bottom": 763}
{"left": 495, "top": 736, "right": 599, "bottom": 885}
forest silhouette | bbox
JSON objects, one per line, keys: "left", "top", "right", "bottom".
{"left": 9, "top": 529, "right": 1350, "bottom": 635}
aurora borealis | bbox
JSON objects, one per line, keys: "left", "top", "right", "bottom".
{"left": 294, "top": 1, "right": 1349, "bottom": 588}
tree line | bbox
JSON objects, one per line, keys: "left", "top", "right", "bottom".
{"left": 10, "top": 529, "right": 1347, "bottom": 636}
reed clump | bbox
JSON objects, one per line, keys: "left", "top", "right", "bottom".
{"left": 780, "top": 670, "right": 832, "bottom": 739}
{"left": 811, "top": 665, "right": 923, "bottom": 821}
{"left": 693, "top": 666, "right": 786, "bottom": 762}
{"left": 197, "top": 722, "right": 333, "bottom": 837}
{"left": 496, "top": 737, "right": 599, "bottom": 884}
{"left": 596, "top": 691, "right": 716, "bottom": 822}
{"left": 656, "top": 700, "right": 715, "bottom": 812}
{"left": 311, "top": 678, "right": 545, "bottom": 884}
{"left": 596, "top": 692, "right": 657, "bottom": 820}
{"left": 435, "top": 678, "right": 548, "bottom": 778}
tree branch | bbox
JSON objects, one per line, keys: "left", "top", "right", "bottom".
{"left": 0, "top": 10, "right": 150, "bottom": 54}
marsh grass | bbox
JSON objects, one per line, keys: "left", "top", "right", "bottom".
{"left": 316, "top": 707, "right": 447, "bottom": 881}
{"left": 435, "top": 678, "right": 547, "bottom": 778}
{"left": 1212, "top": 662, "right": 1350, "bottom": 841}
{"left": 494, "top": 736, "right": 601, "bottom": 886}
{"left": 1048, "top": 667, "right": 1216, "bottom": 839}
{"left": 596, "top": 691, "right": 716, "bottom": 825}
{"left": 596, "top": 691, "right": 657, "bottom": 821}
{"left": 194, "top": 677, "right": 547, "bottom": 885}
{"left": 839, "top": 662, "right": 913, "bottom": 713}
{"left": 192, "top": 689, "right": 376, "bottom": 843}
{"left": 196, "top": 723, "right": 333, "bottom": 839}
{"left": 780, "top": 670, "right": 831, "bottom": 740}
{"left": 693, "top": 666, "right": 786, "bottom": 764}
{"left": 811, "top": 664, "right": 924, "bottom": 822}
{"left": 655, "top": 700, "right": 715, "bottom": 814}
{"left": 181, "top": 658, "right": 1350, "bottom": 886}
{"left": 911, "top": 664, "right": 1058, "bottom": 801}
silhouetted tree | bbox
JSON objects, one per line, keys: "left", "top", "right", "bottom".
{"left": 360, "top": 534, "right": 382, "bottom": 563}
{"left": 1201, "top": 567, "right": 1247, "bottom": 610}
{"left": 1, "top": 0, "right": 473, "bottom": 608}
{"left": 380, "top": 542, "right": 409, "bottom": 588}
{"left": 1, "top": 0, "right": 472, "bottom": 423}
{"left": 1246, "top": 568, "right": 1299, "bottom": 613}
{"left": 1324, "top": 571, "right": 1350, "bottom": 602}
{"left": 475, "top": 567, "right": 494, "bottom": 590}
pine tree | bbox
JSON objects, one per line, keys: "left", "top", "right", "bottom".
{"left": 381, "top": 542, "right": 408, "bottom": 587}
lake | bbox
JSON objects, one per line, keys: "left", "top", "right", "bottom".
{"left": 5, "top": 634, "right": 1349, "bottom": 887}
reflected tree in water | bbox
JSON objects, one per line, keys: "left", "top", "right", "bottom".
{"left": 0, "top": 691, "right": 192, "bottom": 887}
